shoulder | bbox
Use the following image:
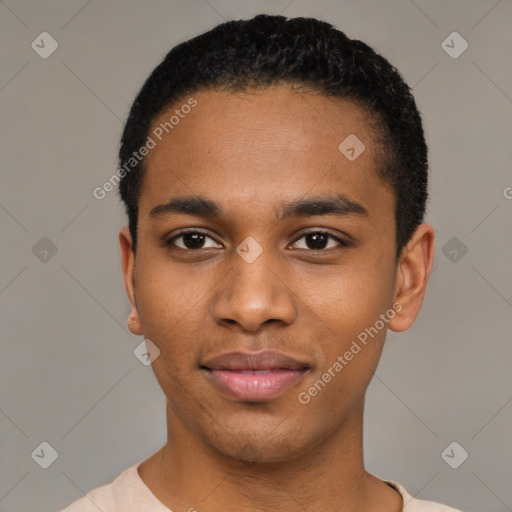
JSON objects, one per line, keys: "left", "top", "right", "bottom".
{"left": 386, "top": 481, "right": 464, "bottom": 512}
{"left": 59, "top": 481, "right": 115, "bottom": 511}
{"left": 58, "top": 465, "right": 135, "bottom": 512}
{"left": 58, "top": 461, "right": 173, "bottom": 512}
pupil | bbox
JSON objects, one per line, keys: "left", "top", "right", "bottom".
{"left": 307, "top": 233, "right": 327, "bottom": 250}
{"left": 184, "top": 233, "right": 205, "bottom": 249}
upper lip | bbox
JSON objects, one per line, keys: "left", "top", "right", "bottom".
{"left": 201, "top": 350, "right": 310, "bottom": 371}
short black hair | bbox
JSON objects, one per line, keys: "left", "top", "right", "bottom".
{"left": 119, "top": 14, "right": 428, "bottom": 259}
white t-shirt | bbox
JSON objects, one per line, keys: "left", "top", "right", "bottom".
{"left": 59, "top": 460, "right": 462, "bottom": 512}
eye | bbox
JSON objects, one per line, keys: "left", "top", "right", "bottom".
{"left": 165, "top": 230, "right": 222, "bottom": 250}
{"left": 164, "top": 230, "right": 349, "bottom": 252}
{"left": 290, "top": 231, "right": 348, "bottom": 251}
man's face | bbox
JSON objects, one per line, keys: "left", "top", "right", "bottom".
{"left": 123, "top": 87, "right": 402, "bottom": 462}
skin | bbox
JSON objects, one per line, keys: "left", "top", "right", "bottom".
{"left": 119, "top": 86, "right": 435, "bottom": 512}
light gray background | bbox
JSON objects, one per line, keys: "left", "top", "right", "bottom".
{"left": 1, "top": 1, "right": 511, "bottom": 511}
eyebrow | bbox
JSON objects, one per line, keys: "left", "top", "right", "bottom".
{"left": 149, "top": 194, "right": 369, "bottom": 220}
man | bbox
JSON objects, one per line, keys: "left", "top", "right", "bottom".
{"left": 61, "top": 14, "right": 462, "bottom": 512}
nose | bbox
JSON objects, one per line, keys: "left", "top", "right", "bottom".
{"left": 211, "top": 246, "right": 297, "bottom": 333}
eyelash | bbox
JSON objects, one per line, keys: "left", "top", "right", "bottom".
{"left": 164, "top": 229, "right": 350, "bottom": 253}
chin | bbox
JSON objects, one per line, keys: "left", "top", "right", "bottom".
{"left": 214, "top": 437, "right": 305, "bottom": 464}
{"left": 199, "top": 415, "right": 316, "bottom": 465}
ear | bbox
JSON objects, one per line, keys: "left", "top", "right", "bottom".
{"left": 119, "top": 227, "right": 143, "bottom": 335}
{"left": 388, "top": 223, "right": 435, "bottom": 333}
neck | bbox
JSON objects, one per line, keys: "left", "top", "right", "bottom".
{"left": 137, "top": 397, "right": 402, "bottom": 512}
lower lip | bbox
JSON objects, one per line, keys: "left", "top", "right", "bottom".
{"left": 205, "top": 369, "right": 307, "bottom": 401}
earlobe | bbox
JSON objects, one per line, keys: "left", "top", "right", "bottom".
{"left": 119, "top": 227, "right": 143, "bottom": 336}
{"left": 388, "top": 223, "right": 435, "bottom": 333}
{"left": 127, "top": 313, "right": 143, "bottom": 335}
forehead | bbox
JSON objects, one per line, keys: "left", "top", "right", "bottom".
{"left": 139, "top": 87, "right": 391, "bottom": 217}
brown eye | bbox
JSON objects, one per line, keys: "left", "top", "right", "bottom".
{"left": 165, "top": 231, "right": 222, "bottom": 250}
{"left": 291, "top": 232, "right": 348, "bottom": 251}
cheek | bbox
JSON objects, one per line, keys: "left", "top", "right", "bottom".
{"left": 132, "top": 263, "right": 215, "bottom": 394}
{"left": 299, "top": 261, "right": 394, "bottom": 395}
{"left": 302, "top": 260, "right": 393, "bottom": 334}
{"left": 134, "top": 251, "right": 215, "bottom": 336}
{"left": 299, "top": 295, "right": 389, "bottom": 420}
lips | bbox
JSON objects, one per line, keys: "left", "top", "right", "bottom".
{"left": 201, "top": 350, "right": 310, "bottom": 401}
